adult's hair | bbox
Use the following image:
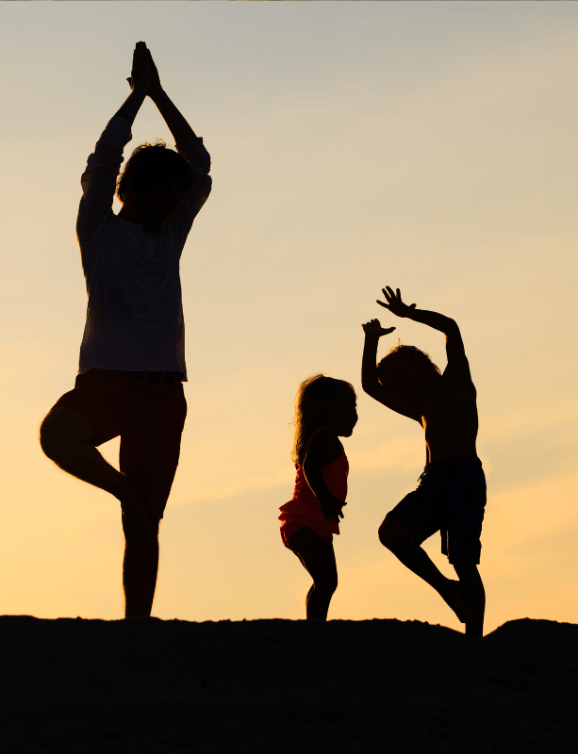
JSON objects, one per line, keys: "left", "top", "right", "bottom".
{"left": 292, "top": 374, "right": 356, "bottom": 468}
{"left": 116, "top": 141, "right": 193, "bottom": 202}
{"left": 377, "top": 344, "right": 441, "bottom": 384}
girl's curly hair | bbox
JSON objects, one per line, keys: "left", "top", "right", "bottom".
{"left": 116, "top": 141, "right": 193, "bottom": 202}
{"left": 291, "top": 374, "right": 356, "bottom": 468}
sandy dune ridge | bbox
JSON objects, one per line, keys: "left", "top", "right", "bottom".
{"left": 1, "top": 616, "right": 576, "bottom": 753}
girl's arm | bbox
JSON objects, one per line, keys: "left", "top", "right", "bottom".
{"left": 302, "top": 430, "right": 346, "bottom": 524}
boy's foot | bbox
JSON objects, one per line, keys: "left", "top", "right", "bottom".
{"left": 440, "top": 580, "right": 480, "bottom": 625}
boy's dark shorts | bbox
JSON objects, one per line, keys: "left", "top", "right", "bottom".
{"left": 386, "top": 456, "right": 486, "bottom": 565}
{"left": 51, "top": 369, "right": 187, "bottom": 520}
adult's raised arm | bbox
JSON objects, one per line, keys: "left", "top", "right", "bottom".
{"left": 146, "top": 48, "right": 196, "bottom": 144}
{"left": 116, "top": 42, "right": 151, "bottom": 127}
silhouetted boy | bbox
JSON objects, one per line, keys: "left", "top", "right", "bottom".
{"left": 362, "top": 286, "right": 486, "bottom": 636}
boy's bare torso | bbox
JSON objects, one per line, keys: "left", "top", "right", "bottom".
{"left": 361, "top": 288, "right": 480, "bottom": 468}
{"left": 418, "top": 370, "right": 478, "bottom": 464}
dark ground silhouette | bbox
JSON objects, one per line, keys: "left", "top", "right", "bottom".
{"left": 1, "top": 616, "right": 576, "bottom": 753}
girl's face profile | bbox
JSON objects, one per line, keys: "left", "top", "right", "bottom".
{"left": 329, "top": 392, "right": 358, "bottom": 437}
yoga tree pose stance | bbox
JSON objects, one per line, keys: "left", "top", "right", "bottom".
{"left": 40, "top": 42, "right": 211, "bottom": 618}
{"left": 362, "top": 287, "right": 486, "bottom": 636}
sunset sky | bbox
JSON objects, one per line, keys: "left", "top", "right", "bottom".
{"left": 1, "top": 2, "right": 576, "bottom": 633}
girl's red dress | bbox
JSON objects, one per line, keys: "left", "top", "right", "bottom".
{"left": 279, "top": 429, "right": 349, "bottom": 547}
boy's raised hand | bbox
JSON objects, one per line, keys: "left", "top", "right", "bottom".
{"left": 362, "top": 319, "right": 396, "bottom": 338}
{"left": 377, "top": 286, "right": 417, "bottom": 319}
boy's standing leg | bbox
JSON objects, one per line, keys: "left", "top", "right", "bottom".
{"left": 453, "top": 565, "right": 485, "bottom": 636}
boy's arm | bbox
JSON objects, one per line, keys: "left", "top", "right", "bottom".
{"left": 378, "top": 286, "right": 470, "bottom": 375}
{"left": 360, "top": 320, "right": 421, "bottom": 420}
{"left": 361, "top": 321, "right": 393, "bottom": 401}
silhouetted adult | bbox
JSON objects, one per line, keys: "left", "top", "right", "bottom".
{"left": 40, "top": 42, "right": 211, "bottom": 618}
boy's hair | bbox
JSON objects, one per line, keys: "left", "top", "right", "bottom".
{"left": 377, "top": 344, "right": 440, "bottom": 384}
{"left": 292, "top": 374, "right": 356, "bottom": 468}
{"left": 116, "top": 141, "right": 193, "bottom": 202}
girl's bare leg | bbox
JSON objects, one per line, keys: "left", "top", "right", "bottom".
{"left": 289, "top": 527, "right": 338, "bottom": 621}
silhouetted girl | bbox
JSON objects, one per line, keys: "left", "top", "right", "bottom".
{"left": 279, "top": 375, "right": 357, "bottom": 620}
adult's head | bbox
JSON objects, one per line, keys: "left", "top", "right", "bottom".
{"left": 377, "top": 344, "right": 441, "bottom": 401}
{"left": 117, "top": 141, "right": 193, "bottom": 229}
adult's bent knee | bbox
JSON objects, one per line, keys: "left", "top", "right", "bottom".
{"left": 39, "top": 411, "right": 60, "bottom": 460}
{"left": 39, "top": 406, "right": 96, "bottom": 460}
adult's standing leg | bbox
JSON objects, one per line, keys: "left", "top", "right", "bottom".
{"left": 120, "top": 379, "right": 187, "bottom": 618}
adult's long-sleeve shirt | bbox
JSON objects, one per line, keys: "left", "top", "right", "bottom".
{"left": 76, "top": 115, "right": 211, "bottom": 380}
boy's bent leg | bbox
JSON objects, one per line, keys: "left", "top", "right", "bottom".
{"left": 379, "top": 516, "right": 479, "bottom": 625}
{"left": 39, "top": 406, "right": 153, "bottom": 543}
{"left": 290, "top": 527, "right": 338, "bottom": 621}
{"left": 454, "top": 565, "right": 485, "bottom": 637}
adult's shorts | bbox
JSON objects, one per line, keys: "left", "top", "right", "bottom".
{"left": 51, "top": 369, "right": 187, "bottom": 520}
